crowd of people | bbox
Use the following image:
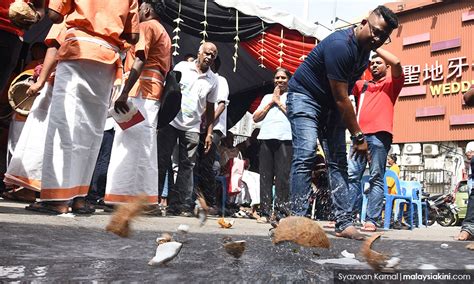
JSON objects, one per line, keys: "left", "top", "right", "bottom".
{"left": 0, "top": 0, "right": 473, "bottom": 243}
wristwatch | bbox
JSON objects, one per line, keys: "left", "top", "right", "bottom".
{"left": 351, "top": 131, "right": 365, "bottom": 145}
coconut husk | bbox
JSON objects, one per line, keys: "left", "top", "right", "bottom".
{"left": 466, "top": 243, "right": 474, "bottom": 250}
{"left": 218, "top": 217, "right": 234, "bottom": 229}
{"left": 360, "top": 233, "right": 389, "bottom": 271}
{"left": 272, "top": 216, "right": 330, "bottom": 248}
{"left": 8, "top": 1, "right": 39, "bottom": 30}
{"left": 105, "top": 195, "right": 147, "bottom": 238}
{"left": 223, "top": 240, "right": 246, "bottom": 259}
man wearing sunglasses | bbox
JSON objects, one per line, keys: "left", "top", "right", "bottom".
{"left": 286, "top": 5, "right": 398, "bottom": 240}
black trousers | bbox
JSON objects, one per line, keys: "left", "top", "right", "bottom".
{"left": 87, "top": 128, "right": 115, "bottom": 202}
{"left": 259, "top": 139, "right": 292, "bottom": 216}
{"left": 194, "top": 131, "right": 222, "bottom": 207}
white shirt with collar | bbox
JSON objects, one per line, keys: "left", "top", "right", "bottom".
{"left": 213, "top": 73, "right": 229, "bottom": 137}
{"left": 170, "top": 61, "right": 218, "bottom": 132}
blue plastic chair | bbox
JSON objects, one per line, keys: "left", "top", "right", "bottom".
{"left": 360, "top": 175, "right": 370, "bottom": 223}
{"left": 394, "top": 181, "right": 425, "bottom": 228}
{"left": 383, "top": 170, "right": 414, "bottom": 230}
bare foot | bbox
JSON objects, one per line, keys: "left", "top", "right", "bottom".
{"left": 456, "top": 231, "right": 473, "bottom": 241}
{"left": 335, "top": 225, "right": 366, "bottom": 240}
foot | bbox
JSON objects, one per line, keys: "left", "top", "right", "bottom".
{"left": 393, "top": 221, "right": 409, "bottom": 230}
{"left": 335, "top": 225, "right": 366, "bottom": 240}
{"left": 71, "top": 197, "right": 95, "bottom": 214}
{"left": 25, "top": 201, "right": 69, "bottom": 215}
{"left": 2, "top": 188, "right": 36, "bottom": 203}
{"left": 456, "top": 230, "right": 473, "bottom": 241}
{"left": 360, "top": 222, "right": 377, "bottom": 232}
{"left": 256, "top": 216, "right": 269, "bottom": 224}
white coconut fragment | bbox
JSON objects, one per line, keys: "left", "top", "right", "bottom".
{"left": 148, "top": 241, "right": 183, "bottom": 266}
{"left": 340, "top": 250, "right": 355, "bottom": 259}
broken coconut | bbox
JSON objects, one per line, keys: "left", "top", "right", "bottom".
{"left": 223, "top": 237, "right": 246, "bottom": 259}
{"left": 105, "top": 195, "right": 147, "bottom": 238}
{"left": 218, "top": 217, "right": 234, "bottom": 229}
{"left": 360, "top": 233, "right": 399, "bottom": 272}
{"left": 148, "top": 241, "right": 183, "bottom": 266}
{"left": 8, "top": 0, "right": 39, "bottom": 29}
{"left": 156, "top": 233, "right": 173, "bottom": 245}
{"left": 272, "top": 216, "right": 330, "bottom": 248}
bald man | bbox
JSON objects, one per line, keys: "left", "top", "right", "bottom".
{"left": 157, "top": 42, "right": 218, "bottom": 216}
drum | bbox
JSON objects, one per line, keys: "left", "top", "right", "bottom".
{"left": 8, "top": 69, "right": 36, "bottom": 116}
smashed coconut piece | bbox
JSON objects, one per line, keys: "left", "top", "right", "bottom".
{"left": 272, "top": 216, "right": 330, "bottom": 248}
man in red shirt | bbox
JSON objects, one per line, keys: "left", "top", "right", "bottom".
{"left": 348, "top": 47, "right": 404, "bottom": 232}
{"left": 0, "top": 0, "right": 45, "bottom": 94}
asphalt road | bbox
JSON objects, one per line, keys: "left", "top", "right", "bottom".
{"left": 1, "top": 200, "right": 473, "bottom": 283}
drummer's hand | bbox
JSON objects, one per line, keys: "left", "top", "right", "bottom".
{"left": 26, "top": 81, "right": 44, "bottom": 97}
{"left": 113, "top": 90, "right": 130, "bottom": 114}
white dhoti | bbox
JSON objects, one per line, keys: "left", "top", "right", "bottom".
{"left": 105, "top": 94, "right": 160, "bottom": 204}
{"left": 4, "top": 83, "right": 53, "bottom": 191}
{"left": 7, "top": 114, "right": 27, "bottom": 163}
{"left": 40, "top": 60, "right": 115, "bottom": 201}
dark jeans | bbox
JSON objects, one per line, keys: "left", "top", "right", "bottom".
{"left": 259, "top": 139, "right": 292, "bottom": 216}
{"left": 0, "top": 30, "right": 22, "bottom": 94}
{"left": 348, "top": 132, "right": 392, "bottom": 224}
{"left": 194, "top": 131, "right": 222, "bottom": 207}
{"left": 87, "top": 128, "right": 115, "bottom": 202}
{"left": 287, "top": 92, "right": 357, "bottom": 233}
{"left": 158, "top": 124, "right": 200, "bottom": 213}
{"left": 461, "top": 185, "right": 474, "bottom": 236}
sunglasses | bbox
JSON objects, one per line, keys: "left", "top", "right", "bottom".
{"left": 367, "top": 19, "right": 391, "bottom": 45}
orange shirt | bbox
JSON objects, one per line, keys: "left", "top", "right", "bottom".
{"left": 0, "top": 0, "right": 41, "bottom": 37}
{"left": 124, "top": 19, "right": 171, "bottom": 101}
{"left": 48, "top": 0, "right": 139, "bottom": 64}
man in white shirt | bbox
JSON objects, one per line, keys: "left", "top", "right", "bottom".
{"left": 195, "top": 56, "right": 229, "bottom": 209}
{"left": 158, "top": 42, "right": 218, "bottom": 216}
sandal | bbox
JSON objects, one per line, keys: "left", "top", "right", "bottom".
{"left": 71, "top": 198, "right": 95, "bottom": 214}
{"left": 323, "top": 221, "right": 336, "bottom": 229}
{"left": 25, "top": 201, "right": 69, "bottom": 215}
{"left": 2, "top": 188, "right": 36, "bottom": 203}
{"left": 233, "top": 210, "right": 247, "bottom": 218}
{"left": 360, "top": 222, "right": 377, "bottom": 232}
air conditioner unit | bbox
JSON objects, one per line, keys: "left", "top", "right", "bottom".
{"left": 401, "top": 155, "right": 422, "bottom": 166}
{"left": 389, "top": 144, "right": 400, "bottom": 155}
{"left": 423, "top": 144, "right": 439, "bottom": 156}
{"left": 403, "top": 143, "right": 422, "bottom": 155}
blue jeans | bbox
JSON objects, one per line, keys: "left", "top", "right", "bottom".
{"left": 287, "top": 92, "right": 357, "bottom": 232}
{"left": 348, "top": 132, "right": 392, "bottom": 225}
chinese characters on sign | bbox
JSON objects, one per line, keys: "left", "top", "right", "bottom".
{"left": 403, "top": 56, "right": 474, "bottom": 96}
